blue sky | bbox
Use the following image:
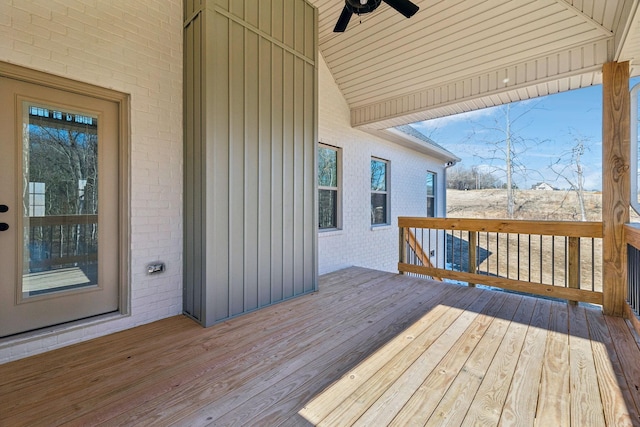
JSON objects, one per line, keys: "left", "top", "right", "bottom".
{"left": 410, "top": 83, "right": 614, "bottom": 190}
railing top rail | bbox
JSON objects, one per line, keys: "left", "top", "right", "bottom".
{"left": 26, "top": 214, "right": 98, "bottom": 227}
{"left": 398, "top": 217, "right": 603, "bottom": 238}
{"left": 625, "top": 223, "right": 640, "bottom": 250}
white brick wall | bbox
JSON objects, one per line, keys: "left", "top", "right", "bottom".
{"left": 318, "top": 54, "right": 448, "bottom": 275}
{"left": 0, "top": 0, "right": 183, "bottom": 364}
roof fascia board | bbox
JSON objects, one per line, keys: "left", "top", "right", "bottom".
{"left": 364, "top": 128, "right": 461, "bottom": 163}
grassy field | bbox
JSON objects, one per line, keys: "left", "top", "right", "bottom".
{"left": 446, "top": 188, "right": 604, "bottom": 221}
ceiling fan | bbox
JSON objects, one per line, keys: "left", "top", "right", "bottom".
{"left": 333, "top": 0, "right": 419, "bottom": 32}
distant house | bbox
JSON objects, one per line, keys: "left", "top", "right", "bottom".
{"left": 531, "top": 182, "right": 556, "bottom": 191}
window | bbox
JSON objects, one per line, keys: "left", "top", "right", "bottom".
{"left": 426, "top": 172, "right": 436, "bottom": 217}
{"left": 28, "top": 182, "right": 46, "bottom": 217}
{"left": 371, "top": 158, "right": 389, "bottom": 225}
{"left": 318, "top": 144, "right": 340, "bottom": 230}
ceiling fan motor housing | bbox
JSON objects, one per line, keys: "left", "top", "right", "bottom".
{"left": 345, "top": 0, "right": 382, "bottom": 14}
{"left": 334, "top": 0, "right": 418, "bottom": 32}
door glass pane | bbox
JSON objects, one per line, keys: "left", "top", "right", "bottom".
{"left": 21, "top": 103, "right": 99, "bottom": 297}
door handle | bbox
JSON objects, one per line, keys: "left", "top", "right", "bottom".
{"left": 0, "top": 223, "right": 8, "bottom": 231}
{"left": 0, "top": 205, "right": 7, "bottom": 213}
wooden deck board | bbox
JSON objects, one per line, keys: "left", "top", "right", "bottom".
{"left": 0, "top": 267, "right": 639, "bottom": 426}
{"left": 330, "top": 287, "right": 494, "bottom": 426}
{"left": 42, "top": 269, "right": 409, "bottom": 426}
{"left": 585, "top": 308, "right": 638, "bottom": 426}
{"left": 164, "top": 275, "right": 453, "bottom": 426}
{"left": 387, "top": 292, "right": 509, "bottom": 426}
{"left": 462, "top": 296, "right": 539, "bottom": 427}
{"left": 568, "top": 305, "right": 606, "bottom": 426}
{"left": 535, "top": 301, "right": 571, "bottom": 426}
{"left": 605, "top": 316, "right": 640, "bottom": 421}
{"left": 497, "top": 298, "right": 551, "bottom": 426}
{"left": 424, "top": 294, "right": 524, "bottom": 427}
{"left": 294, "top": 284, "right": 468, "bottom": 424}
{"left": 348, "top": 289, "right": 497, "bottom": 427}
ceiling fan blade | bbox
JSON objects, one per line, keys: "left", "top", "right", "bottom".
{"left": 333, "top": 6, "right": 352, "bottom": 32}
{"left": 383, "top": 0, "right": 419, "bottom": 18}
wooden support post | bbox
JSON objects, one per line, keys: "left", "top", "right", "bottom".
{"left": 468, "top": 231, "right": 477, "bottom": 287}
{"left": 602, "top": 61, "right": 630, "bottom": 317}
{"left": 399, "top": 227, "right": 407, "bottom": 274}
{"left": 568, "top": 236, "right": 580, "bottom": 305}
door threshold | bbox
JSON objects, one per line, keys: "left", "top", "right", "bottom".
{"left": 0, "top": 311, "right": 128, "bottom": 353}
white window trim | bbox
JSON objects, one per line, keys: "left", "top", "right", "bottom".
{"left": 371, "top": 157, "right": 390, "bottom": 226}
{"left": 318, "top": 143, "right": 342, "bottom": 231}
{"left": 427, "top": 171, "right": 436, "bottom": 218}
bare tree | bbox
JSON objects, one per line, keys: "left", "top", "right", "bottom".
{"left": 29, "top": 124, "right": 98, "bottom": 215}
{"left": 549, "top": 132, "right": 590, "bottom": 221}
{"left": 472, "top": 102, "right": 545, "bottom": 218}
{"left": 446, "top": 164, "right": 503, "bottom": 190}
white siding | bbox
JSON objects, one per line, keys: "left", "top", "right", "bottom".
{"left": 318, "top": 54, "right": 448, "bottom": 274}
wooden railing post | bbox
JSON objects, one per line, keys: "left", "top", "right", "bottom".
{"left": 602, "top": 61, "right": 630, "bottom": 316}
{"left": 399, "top": 227, "right": 407, "bottom": 274}
{"left": 468, "top": 231, "right": 477, "bottom": 287}
{"left": 568, "top": 236, "right": 580, "bottom": 305}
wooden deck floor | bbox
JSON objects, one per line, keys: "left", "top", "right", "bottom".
{"left": 1, "top": 267, "right": 639, "bottom": 426}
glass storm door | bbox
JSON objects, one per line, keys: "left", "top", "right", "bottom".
{"left": 0, "top": 76, "right": 120, "bottom": 337}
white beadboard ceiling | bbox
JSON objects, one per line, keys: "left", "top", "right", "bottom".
{"left": 307, "top": 0, "right": 640, "bottom": 129}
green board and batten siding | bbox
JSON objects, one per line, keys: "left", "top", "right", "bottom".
{"left": 184, "top": 0, "right": 318, "bottom": 326}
